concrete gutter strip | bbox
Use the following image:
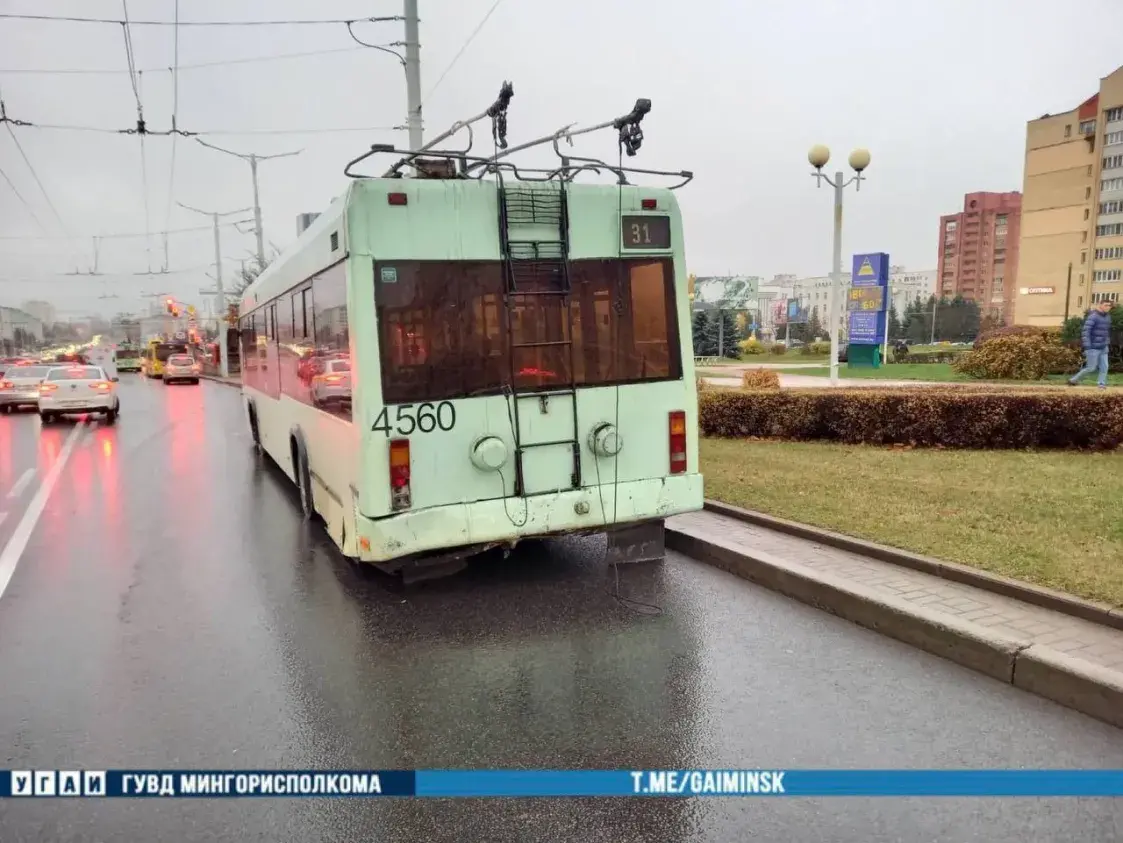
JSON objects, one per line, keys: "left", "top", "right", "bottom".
{"left": 665, "top": 527, "right": 1123, "bottom": 730}
{"left": 703, "top": 499, "right": 1123, "bottom": 632}
{"left": 665, "top": 529, "right": 1028, "bottom": 683}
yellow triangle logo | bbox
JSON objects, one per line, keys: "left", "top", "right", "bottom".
{"left": 857, "top": 258, "right": 875, "bottom": 277}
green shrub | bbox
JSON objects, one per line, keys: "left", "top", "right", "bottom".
{"left": 800, "top": 341, "right": 831, "bottom": 356}
{"left": 741, "top": 369, "right": 780, "bottom": 389}
{"left": 954, "top": 334, "right": 1080, "bottom": 380}
{"left": 769, "top": 343, "right": 787, "bottom": 355}
{"left": 698, "top": 388, "right": 1123, "bottom": 450}
{"left": 739, "top": 337, "right": 765, "bottom": 355}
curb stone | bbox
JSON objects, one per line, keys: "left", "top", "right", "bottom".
{"left": 702, "top": 499, "right": 1123, "bottom": 631}
{"left": 199, "top": 374, "right": 241, "bottom": 388}
{"left": 665, "top": 527, "right": 1123, "bottom": 730}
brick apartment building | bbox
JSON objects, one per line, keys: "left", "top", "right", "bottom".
{"left": 937, "top": 192, "right": 1022, "bottom": 325}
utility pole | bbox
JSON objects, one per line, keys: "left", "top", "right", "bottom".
{"left": 194, "top": 138, "right": 302, "bottom": 267}
{"left": 403, "top": 0, "right": 423, "bottom": 150}
{"left": 178, "top": 201, "right": 252, "bottom": 379}
{"left": 1064, "top": 262, "right": 1073, "bottom": 321}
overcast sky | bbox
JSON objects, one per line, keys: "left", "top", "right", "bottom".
{"left": 1, "top": 0, "right": 1122, "bottom": 318}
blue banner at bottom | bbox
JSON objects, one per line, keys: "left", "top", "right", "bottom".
{"left": 4, "top": 769, "right": 1123, "bottom": 798}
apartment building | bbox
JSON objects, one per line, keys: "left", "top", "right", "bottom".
{"left": 1015, "top": 65, "right": 1123, "bottom": 325}
{"left": 937, "top": 192, "right": 1022, "bottom": 325}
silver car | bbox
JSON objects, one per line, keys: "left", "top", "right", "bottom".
{"left": 163, "top": 354, "right": 200, "bottom": 384}
{"left": 310, "top": 359, "right": 352, "bottom": 408}
{"left": 0, "top": 365, "right": 52, "bottom": 413}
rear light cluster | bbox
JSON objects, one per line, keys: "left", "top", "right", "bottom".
{"left": 322, "top": 374, "right": 345, "bottom": 384}
{"left": 389, "top": 439, "right": 411, "bottom": 510}
{"left": 668, "top": 410, "right": 687, "bottom": 474}
{"left": 39, "top": 383, "right": 57, "bottom": 394}
{"left": 90, "top": 381, "right": 112, "bottom": 392}
{"left": 0, "top": 380, "right": 12, "bottom": 389}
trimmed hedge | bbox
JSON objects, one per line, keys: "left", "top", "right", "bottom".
{"left": 769, "top": 343, "right": 787, "bottom": 355}
{"left": 741, "top": 369, "right": 780, "bottom": 389}
{"left": 699, "top": 388, "right": 1123, "bottom": 450}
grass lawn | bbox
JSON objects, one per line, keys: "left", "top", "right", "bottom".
{"left": 700, "top": 438, "right": 1123, "bottom": 607}
{"left": 796, "top": 363, "right": 1123, "bottom": 386}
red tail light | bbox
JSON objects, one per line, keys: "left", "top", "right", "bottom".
{"left": 90, "top": 381, "right": 112, "bottom": 392}
{"left": 387, "top": 192, "right": 407, "bottom": 206}
{"left": 0, "top": 381, "right": 12, "bottom": 389}
{"left": 389, "top": 438, "right": 411, "bottom": 510}
{"left": 641, "top": 198, "right": 657, "bottom": 210}
{"left": 323, "top": 374, "right": 344, "bottom": 384}
{"left": 669, "top": 410, "right": 687, "bottom": 474}
{"left": 39, "top": 383, "right": 58, "bottom": 394}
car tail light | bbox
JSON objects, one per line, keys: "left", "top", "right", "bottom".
{"left": 323, "top": 374, "right": 344, "bottom": 383}
{"left": 389, "top": 438, "right": 411, "bottom": 510}
{"left": 90, "top": 381, "right": 112, "bottom": 392}
{"left": 0, "top": 380, "right": 11, "bottom": 389}
{"left": 39, "top": 383, "right": 58, "bottom": 394}
{"left": 669, "top": 410, "right": 687, "bottom": 474}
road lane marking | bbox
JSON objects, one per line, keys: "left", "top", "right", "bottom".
{"left": 7, "top": 469, "right": 35, "bottom": 500}
{"left": 0, "top": 421, "right": 86, "bottom": 601}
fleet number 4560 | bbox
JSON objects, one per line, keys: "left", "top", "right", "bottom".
{"left": 371, "top": 402, "right": 456, "bottom": 435}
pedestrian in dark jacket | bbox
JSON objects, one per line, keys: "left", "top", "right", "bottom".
{"left": 1069, "top": 300, "right": 1115, "bottom": 388}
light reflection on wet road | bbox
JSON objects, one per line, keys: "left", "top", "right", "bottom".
{"left": 0, "top": 377, "right": 1121, "bottom": 842}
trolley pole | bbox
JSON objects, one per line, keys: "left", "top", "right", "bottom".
{"left": 178, "top": 202, "right": 252, "bottom": 379}
{"left": 403, "top": 0, "right": 423, "bottom": 150}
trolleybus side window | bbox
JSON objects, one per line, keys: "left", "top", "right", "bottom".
{"left": 311, "top": 262, "right": 351, "bottom": 420}
{"left": 374, "top": 257, "right": 681, "bottom": 404}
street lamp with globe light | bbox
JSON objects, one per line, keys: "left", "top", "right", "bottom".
{"left": 808, "top": 145, "right": 871, "bottom": 385}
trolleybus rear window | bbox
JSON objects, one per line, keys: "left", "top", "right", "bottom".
{"left": 375, "top": 258, "right": 681, "bottom": 404}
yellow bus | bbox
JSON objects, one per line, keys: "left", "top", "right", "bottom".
{"left": 142, "top": 340, "right": 190, "bottom": 378}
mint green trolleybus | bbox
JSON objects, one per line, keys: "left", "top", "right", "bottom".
{"left": 238, "top": 83, "right": 703, "bottom": 582}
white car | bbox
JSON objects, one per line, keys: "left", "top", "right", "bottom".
{"left": 38, "top": 365, "right": 120, "bottom": 425}
{"left": 0, "top": 364, "right": 52, "bottom": 413}
{"left": 162, "top": 353, "right": 200, "bottom": 384}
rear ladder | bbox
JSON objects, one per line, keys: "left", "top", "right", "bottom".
{"left": 497, "top": 177, "right": 581, "bottom": 496}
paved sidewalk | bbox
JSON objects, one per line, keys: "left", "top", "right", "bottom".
{"left": 702, "top": 374, "right": 945, "bottom": 389}
{"left": 667, "top": 509, "right": 1123, "bottom": 675}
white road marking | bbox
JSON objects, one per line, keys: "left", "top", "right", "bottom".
{"left": 7, "top": 468, "right": 34, "bottom": 499}
{"left": 0, "top": 421, "right": 86, "bottom": 601}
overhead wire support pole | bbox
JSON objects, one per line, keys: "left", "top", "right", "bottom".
{"left": 194, "top": 138, "right": 301, "bottom": 267}
{"left": 403, "top": 0, "right": 423, "bottom": 151}
{"left": 177, "top": 201, "right": 252, "bottom": 378}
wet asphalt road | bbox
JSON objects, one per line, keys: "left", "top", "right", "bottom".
{"left": 0, "top": 376, "right": 1122, "bottom": 842}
